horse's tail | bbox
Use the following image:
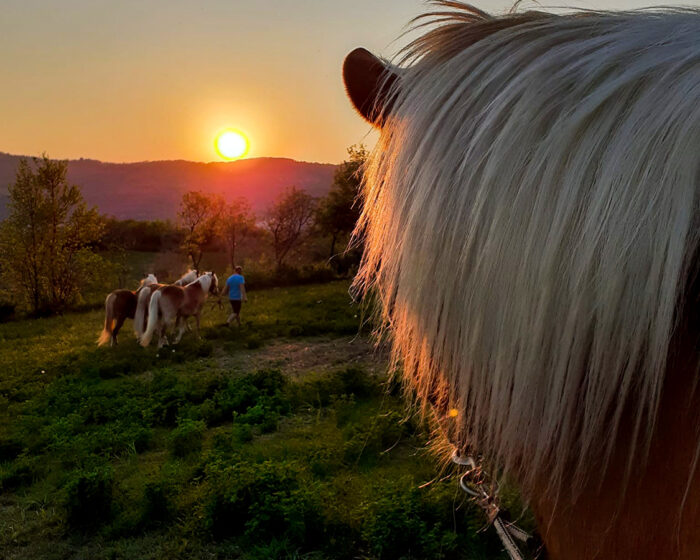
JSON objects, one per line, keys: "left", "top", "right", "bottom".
{"left": 97, "top": 293, "right": 116, "bottom": 346}
{"left": 134, "top": 287, "right": 152, "bottom": 341}
{"left": 140, "top": 289, "right": 162, "bottom": 347}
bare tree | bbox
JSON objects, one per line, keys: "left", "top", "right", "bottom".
{"left": 264, "top": 186, "right": 316, "bottom": 271}
{"left": 178, "top": 191, "right": 224, "bottom": 270}
{"left": 219, "top": 198, "right": 255, "bottom": 271}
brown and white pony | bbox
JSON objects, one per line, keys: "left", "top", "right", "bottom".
{"left": 345, "top": 4, "right": 700, "bottom": 559}
{"left": 133, "top": 269, "right": 198, "bottom": 340}
{"left": 140, "top": 272, "right": 218, "bottom": 348}
{"left": 97, "top": 273, "right": 158, "bottom": 346}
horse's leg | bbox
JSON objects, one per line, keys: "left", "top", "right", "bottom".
{"left": 173, "top": 316, "right": 186, "bottom": 344}
{"left": 157, "top": 321, "right": 168, "bottom": 348}
{"left": 162, "top": 321, "right": 171, "bottom": 346}
{"left": 112, "top": 315, "right": 126, "bottom": 346}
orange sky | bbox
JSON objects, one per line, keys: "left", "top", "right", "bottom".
{"left": 1, "top": 0, "right": 693, "bottom": 164}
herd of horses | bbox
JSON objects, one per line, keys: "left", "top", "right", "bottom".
{"left": 97, "top": 270, "right": 219, "bottom": 348}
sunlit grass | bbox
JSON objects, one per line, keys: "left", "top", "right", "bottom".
{"left": 0, "top": 281, "right": 510, "bottom": 560}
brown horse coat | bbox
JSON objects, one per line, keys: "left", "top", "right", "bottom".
{"left": 98, "top": 274, "right": 157, "bottom": 346}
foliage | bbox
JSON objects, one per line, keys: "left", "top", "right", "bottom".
{"left": 101, "top": 218, "right": 182, "bottom": 253}
{"left": 315, "top": 144, "right": 368, "bottom": 268}
{"left": 264, "top": 186, "right": 317, "bottom": 271}
{"left": 205, "top": 460, "right": 322, "bottom": 544}
{"left": 178, "top": 190, "right": 225, "bottom": 270}
{"left": 139, "top": 482, "right": 173, "bottom": 527}
{"left": 63, "top": 466, "right": 114, "bottom": 530}
{"left": 168, "top": 419, "right": 206, "bottom": 458}
{"left": 0, "top": 282, "right": 519, "bottom": 559}
{"left": 220, "top": 197, "right": 256, "bottom": 270}
{"left": 0, "top": 155, "right": 106, "bottom": 314}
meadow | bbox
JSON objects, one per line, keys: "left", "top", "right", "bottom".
{"left": 0, "top": 281, "right": 511, "bottom": 559}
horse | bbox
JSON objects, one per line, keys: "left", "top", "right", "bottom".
{"left": 133, "top": 269, "right": 198, "bottom": 340}
{"left": 97, "top": 273, "right": 158, "bottom": 346}
{"left": 344, "top": 4, "right": 700, "bottom": 559}
{"left": 140, "top": 272, "right": 218, "bottom": 348}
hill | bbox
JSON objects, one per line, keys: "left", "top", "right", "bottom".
{"left": 0, "top": 152, "right": 337, "bottom": 220}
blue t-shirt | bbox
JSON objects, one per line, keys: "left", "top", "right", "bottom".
{"left": 226, "top": 274, "right": 245, "bottom": 300}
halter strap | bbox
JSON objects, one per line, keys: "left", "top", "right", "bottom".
{"left": 452, "top": 449, "right": 546, "bottom": 560}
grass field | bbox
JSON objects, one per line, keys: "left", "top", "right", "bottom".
{"left": 0, "top": 281, "right": 510, "bottom": 559}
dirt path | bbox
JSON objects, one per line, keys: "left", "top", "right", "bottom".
{"left": 214, "top": 335, "right": 390, "bottom": 378}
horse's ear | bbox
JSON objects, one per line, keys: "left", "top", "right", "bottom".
{"left": 343, "top": 47, "right": 398, "bottom": 127}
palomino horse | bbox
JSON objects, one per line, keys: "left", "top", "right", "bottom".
{"left": 133, "top": 269, "right": 197, "bottom": 340}
{"left": 97, "top": 274, "right": 157, "bottom": 346}
{"left": 140, "top": 272, "right": 218, "bottom": 348}
{"left": 344, "top": 4, "right": 700, "bottom": 559}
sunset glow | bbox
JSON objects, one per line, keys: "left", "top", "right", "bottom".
{"left": 215, "top": 129, "right": 249, "bottom": 161}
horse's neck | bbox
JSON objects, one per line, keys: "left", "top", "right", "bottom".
{"left": 533, "top": 344, "right": 700, "bottom": 560}
{"left": 197, "top": 276, "right": 212, "bottom": 296}
{"left": 184, "top": 277, "right": 210, "bottom": 307}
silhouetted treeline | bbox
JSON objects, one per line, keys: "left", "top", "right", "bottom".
{"left": 101, "top": 219, "right": 184, "bottom": 252}
{"left": 0, "top": 146, "right": 368, "bottom": 318}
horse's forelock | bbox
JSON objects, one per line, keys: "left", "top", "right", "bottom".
{"left": 399, "top": 3, "right": 550, "bottom": 67}
{"left": 356, "top": 6, "right": 700, "bottom": 498}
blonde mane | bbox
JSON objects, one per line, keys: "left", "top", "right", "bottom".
{"left": 355, "top": 3, "right": 700, "bottom": 496}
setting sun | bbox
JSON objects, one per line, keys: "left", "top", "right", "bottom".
{"left": 215, "top": 129, "right": 249, "bottom": 160}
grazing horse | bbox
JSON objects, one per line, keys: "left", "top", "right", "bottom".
{"left": 133, "top": 269, "right": 198, "bottom": 340}
{"left": 140, "top": 272, "right": 218, "bottom": 348}
{"left": 97, "top": 274, "right": 157, "bottom": 346}
{"left": 344, "top": 4, "right": 700, "bottom": 559}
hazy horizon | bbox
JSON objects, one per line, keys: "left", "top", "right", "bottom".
{"left": 3, "top": 0, "right": 699, "bottom": 164}
{"left": 0, "top": 148, "right": 341, "bottom": 166}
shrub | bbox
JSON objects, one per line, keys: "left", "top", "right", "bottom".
{"left": 337, "top": 367, "right": 376, "bottom": 398}
{"left": 343, "top": 411, "right": 405, "bottom": 465}
{"left": 361, "top": 484, "right": 454, "bottom": 560}
{"left": 0, "top": 456, "right": 35, "bottom": 491}
{"left": 331, "top": 394, "right": 356, "bottom": 428}
{"left": 208, "top": 370, "right": 288, "bottom": 430}
{"left": 205, "top": 460, "right": 323, "bottom": 546}
{"left": 0, "top": 438, "right": 22, "bottom": 462}
{"left": 140, "top": 482, "right": 172, "bottom": 527}
{"left": 286, "top": 367, "right": 375, "bottom": 410}
{"left": 64, "top": 466, "right": 114, "bottom": 530}
{"left": 232, "top": 423, "right": 253, "bottom": 444}
{"left": 0, "top": 302, "right": 16, "bottom": 323}
{"left": 169, "top": 419, "right": 206, "bottom": 458}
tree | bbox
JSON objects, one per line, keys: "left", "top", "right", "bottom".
{"left": 316, "top": 144, "right": 367, "bottom": 260}
{"left": 264, "top": 186, "right": 316, "bottom": 272}
{"left": 0, "top": 155, "right": 105, "bottom": 314}
{"left": 219, "top": 198, "right": 255, "bottom": 271}
{"left": 178, "top": 191, "right": 224, "bottom": 270}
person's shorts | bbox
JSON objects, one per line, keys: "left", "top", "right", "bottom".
{"left": 230, "top": 300, "right": 242, "bottom": 314}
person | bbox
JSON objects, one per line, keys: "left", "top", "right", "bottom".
{"left": 224, "top": 266, "right": 247, "bottom": 326}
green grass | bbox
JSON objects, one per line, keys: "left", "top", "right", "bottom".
{"left": 0, "top": 281, "right": 509, "bottom": 560}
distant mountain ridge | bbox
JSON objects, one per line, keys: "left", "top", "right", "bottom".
{"left": 0, "top": 152, "right": 337, "bottom": 220}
